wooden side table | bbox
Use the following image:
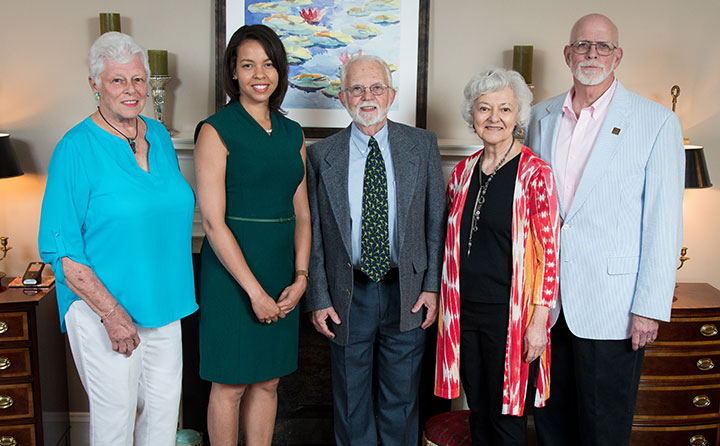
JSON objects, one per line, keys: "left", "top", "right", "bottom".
{"left": 632, "top": 283, "right": 720, "bottom": 445}
{"left": 0, "top": 281, "right": 69, "bottom": 446}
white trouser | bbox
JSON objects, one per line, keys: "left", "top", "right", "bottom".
{"left": 65, "top": 300, "right": 182, "bottom": 446}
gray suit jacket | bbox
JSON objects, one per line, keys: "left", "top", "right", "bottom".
{"left": 305, "top": 120, "right": 446, "bottom": 345}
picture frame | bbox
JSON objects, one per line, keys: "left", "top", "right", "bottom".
{"left": 215, "top": 0, "right": 430, "bottom": 138}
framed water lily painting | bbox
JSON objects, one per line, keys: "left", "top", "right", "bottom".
{"left": 215, "top": 0, "right": 430, "bottom": 137}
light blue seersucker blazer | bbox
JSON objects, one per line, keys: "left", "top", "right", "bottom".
{"left": 525, "top": 81, "right": 684, "bottom": 340}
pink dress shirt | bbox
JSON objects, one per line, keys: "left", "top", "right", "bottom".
{"left": 555, "top": 80, "right": 618, "bottom": 213}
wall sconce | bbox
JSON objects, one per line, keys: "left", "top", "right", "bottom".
{"left": 0, "top": 133, "right": 24, "bottom": 282}
{"left": 512, "top": 45, "right": 533, "bottom": 89}
{"left": 670, "top": 87, "right": 713, "bottom": 272}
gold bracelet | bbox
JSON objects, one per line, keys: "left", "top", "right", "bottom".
{"left": 100, "top": 303, "right": 119, "bottom": 324}
{"left": 295, "top": 269, "right": 309, "bottom": 279}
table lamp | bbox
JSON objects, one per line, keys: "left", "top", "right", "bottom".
{"left": 684, "top": 143, "right": 712, "bottom": 189}
{"left": 0, "top": 133, "right": 24, "bottom": 282}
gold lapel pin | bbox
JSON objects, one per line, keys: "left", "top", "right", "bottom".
{"left": 612, "top": 127, "right": 621, "bottom": 135}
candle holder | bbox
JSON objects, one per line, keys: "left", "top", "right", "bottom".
{"left": 149, "top": 75, "right": 178, "bottom": 136}
{"left": 0, "top": 236, "right": 12, "bottom": 280}
{"left": 99, "top": 13, "right": 121, "bottom": 34}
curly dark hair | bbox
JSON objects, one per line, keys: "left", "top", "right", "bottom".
{"left": 222, "top": 24, "right": 289, "bottom": 113}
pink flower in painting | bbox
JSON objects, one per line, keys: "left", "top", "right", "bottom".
{"left": 299, "top": 8, "right": 326, "bottom": 24}
{"left": 339, "top": 49, "right": 363, "bottom": 65}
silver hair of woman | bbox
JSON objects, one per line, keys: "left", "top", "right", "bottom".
{"left": 88, "top": 32, "right": 150, "bottom": 158}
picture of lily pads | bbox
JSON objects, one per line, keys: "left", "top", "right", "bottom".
{"left": 366, "top": 0, "right": 401, "bottom": 11}
{"left": 321, "top": 80, "right": 342, "bottom": 98}
{"left": 248, "top": 2, "right": 290, "bottom": 14}
{"left": 241, "top": 0, "right": 403, "bottom": 111}
{"left": 346, "top": 7, "right": 370, "bottom": 17}
{"left": 342, "top": 24, "right": 382, "bottom": 39}
{"left": 285, "top": 45, "right": 312, "bottom": 64}
{"left": 262, "top": 14, "right": 325, "bottom": 36}
{"left": 290, "top": 73, "right": 332, "bottom": 91}
{"left": 278, "top": 0, "right": 313, "bottom": 5}
{"left": 283, "top": 35, "right": 313, "bottom": 47}
{"left": 309, "top": 30, "right": 354, "bottom": 48}
{"left": 370, "top": 14, "right": 400, "bottom": 25}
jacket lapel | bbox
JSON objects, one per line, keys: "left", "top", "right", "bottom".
{"left": 537, "top": 98, "right": 566, "bottom": 220}
{"left": 565, "top": 82, "right": 630, "bottom": 222}
{"left": 322, "top": 126, "right": 353, "bottom": 257}
{"left": 388, "top": 121, "right": 419, "bottom": 251}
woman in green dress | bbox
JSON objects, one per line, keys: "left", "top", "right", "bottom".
{"left": 194, "top": 24, "right": 310, "bottom": 446}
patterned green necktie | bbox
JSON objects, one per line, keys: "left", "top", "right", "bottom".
{"left": 361, "top": 136, "right": 390, "bottom": 282}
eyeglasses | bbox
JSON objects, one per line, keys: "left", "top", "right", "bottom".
{"left": 345, "top": 83, "right": 389, "bottom": 97}
{"left": 569, "top": 41, "right": 618, "bottom": 56}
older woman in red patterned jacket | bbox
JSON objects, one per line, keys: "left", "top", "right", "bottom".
{"left": 434, "top": 67, "right": 560, "bottom": 445}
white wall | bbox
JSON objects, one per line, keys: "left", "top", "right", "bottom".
{"left": 0, "top": 0, "right": 214, "bottom": 276}
{"left": 426, "top": 0, "right": 720, "bottom": 286}
{"left": 1, "top": 0, "right": 718, "bottom": 410}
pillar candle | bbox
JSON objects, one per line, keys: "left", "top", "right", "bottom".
{"left": 512, "top": 45, "right": 533, "bottom": 84}
{"left": 99, "top": 13, "right": 121, "bottom": 34}
{"left": 148, "top": 50, "right": 169, "bottom": 76}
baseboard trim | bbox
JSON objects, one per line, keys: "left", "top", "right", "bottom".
{"left": 69, "top": 411, "right": 90, "bottom": 446}
{"left": 69, "top": 411, "right": 90, "bottom": 422}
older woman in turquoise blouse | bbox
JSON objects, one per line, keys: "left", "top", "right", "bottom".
{"left": 38, "top": 32, "right": 197, "bottom": 446}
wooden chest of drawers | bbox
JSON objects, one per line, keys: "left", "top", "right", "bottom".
{"left": 0, "top": 282, "right": 68, "bottom": 446}
{"left": 632, "top": 283, "right": 720, "bottom": 446}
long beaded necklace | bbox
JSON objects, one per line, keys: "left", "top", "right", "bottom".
{"left": 466, "top": 137, "right": 515, "bottom": 257}
{"left": 97, "top": 107, "right": 138, "bottom": 154}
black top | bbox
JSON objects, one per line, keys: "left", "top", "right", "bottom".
{"left": 459, "top": 154, "right": 519, "bottom": 303}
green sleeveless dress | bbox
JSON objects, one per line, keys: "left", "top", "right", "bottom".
{"left": 196, "top": 101, "right": 304, "bottom": 384}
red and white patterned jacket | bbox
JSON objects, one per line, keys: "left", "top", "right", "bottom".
{"left": 434, "top": 145, "right": 560, "bottom": 416}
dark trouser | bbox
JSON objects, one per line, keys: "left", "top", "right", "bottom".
{"left": 330, "top": 269, "right": 426, "bottom": 446}
{"left": 534, "top": 311, "right": 645, "bottom": 446}
{"left": 460, "top": 300, "right": 537, "bottom": 446}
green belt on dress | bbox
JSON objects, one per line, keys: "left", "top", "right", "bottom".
{"left": 226, "top": 215, "right": 295, "bottom": 223}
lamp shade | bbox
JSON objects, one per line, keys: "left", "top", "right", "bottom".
{"left": 0, "top": 134, "right": 23, "bottom": 179}
{"left": 685, "top": 144, "right": 712, "bottom": 188}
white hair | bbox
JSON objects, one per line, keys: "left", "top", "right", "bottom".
{"left": 339, "top": 54, "right": 393, "bottom": 90}
{"left": 89, "top": 32, "right": 150, "bottom": 85}
{"left": 460, "top": 67, "right": 533, "bottom": 134}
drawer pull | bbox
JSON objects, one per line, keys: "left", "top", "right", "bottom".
{"left": 0, "top": 436, "right": 16, "bottom": 446}
{"left": 697, "top": 358, "right": 715, "bottom": 371}
{"left": 700, "top": 324, "right": 718, "bottom": 337}
{"left": 0, "top": 322, "right": 7, "bottom": 335}
{"left": 692, "top": 394, "right": 711, "bottom": 408}
{"left": 690, "top": 435, "right": 707, "bottom": 446}
{"left": 0, "top": 395, "right": 13, "bottom": 409}
{"left": 0, "top": 357, "right": 10, "bottom": 370}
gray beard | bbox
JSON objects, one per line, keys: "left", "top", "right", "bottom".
{"left": 347, "top": 102, "right": 388, "bottom": 127}
{"left": 573, "top": 63, "right": 612, "bottom": 86}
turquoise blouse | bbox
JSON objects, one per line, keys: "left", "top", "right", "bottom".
{"left": 38, "top": 116, "right": 198, "bottom": 331}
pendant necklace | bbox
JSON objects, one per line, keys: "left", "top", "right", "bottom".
{"left": 466, "top": 137, "right": 515, "bottom": 257}
{"left": 97, "top": 107, "right": 138, "bottom": 154}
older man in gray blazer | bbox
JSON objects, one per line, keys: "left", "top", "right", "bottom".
{"left": 305, "top": 54, "right": 445, "bottom": 446}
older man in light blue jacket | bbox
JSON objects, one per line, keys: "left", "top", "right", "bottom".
{"left": 526, "top": 13, "right": 684, "bottom": 446}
